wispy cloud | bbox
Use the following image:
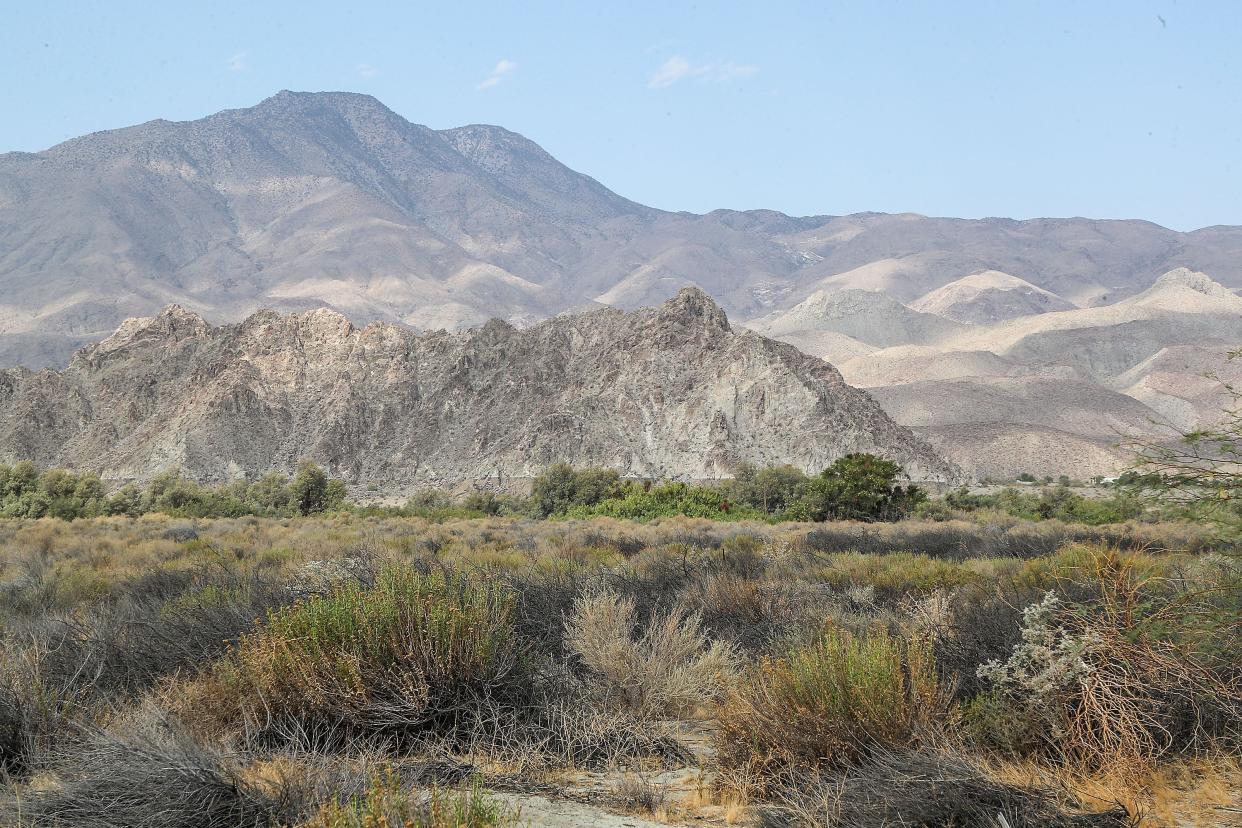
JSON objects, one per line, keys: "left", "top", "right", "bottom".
{"left": 227, "top": 52, "right": 248, "bottom": 73}
{"left": 357, "top": 63, "right": 380, "bottom": 78}
{"left": 648, "top": 55, "right": 759, "bottom": 89}
{"left": 477, "top": 59, "right": 518, "bottom": 90}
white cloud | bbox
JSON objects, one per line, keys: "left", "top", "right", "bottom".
{"left": 477, "top": 59, "right": 518, "bottom": 90}
{"left": 648, "top": 55, "right": 758, "bottom": 89}
{"left": 227, "top": 52, "right": 248, "bottom": 73}
{"left": 357, "top": 63, "right": 380, "bottom": 78}
{"left": 648, "top": 56, "right": 691, "bottom": 88}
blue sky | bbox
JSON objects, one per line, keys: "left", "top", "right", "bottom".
{"left": 3, "top": 1, "right": 1240, "bottom": 230}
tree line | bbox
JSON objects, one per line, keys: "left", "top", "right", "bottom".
{"left": 0, "top": 461, "right": 345, "bottom": 519}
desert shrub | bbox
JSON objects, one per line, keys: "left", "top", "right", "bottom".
{"left": 565, "top": 481, "right": 764, "bottom": 521}
{"left": 718, "top": 627, "right": 944, "bottom": 775}
{"left": 452, "top": 681, "right": 690, "bottom": 772}
{"left": 296, "top": 767, "right": 518, "bottom": 828}
{"left": 503, "top": 564, "right": 590, "bottom": 653}
{"left": 933, "top": 581, "right": 1049, "bottom": 701}
{"left": 530, "top": 464, "right": 621, "bottom": 517}
{"left": 0, "top": 715, "right": 297, "bottom": 828}
{"left": 612, "top": 773, "right": 668, "bottom": 813}
{"left": 207, "top": 566, "right": 521, "bottom": 744}
{"left": 564, "top": 588, "right": 738, "bottom": 717}
{"left": 0, "top": 567, "right": 290, "bottom": 776}
{"left": 686, "top": 573, "right": 785, "bottom": 650}
{"left": 968, "top": 576, "right": 1242, "bottom": 770}
{"left": 812, "top": 551, "right": 982, "bottom": 598}
{"left": 762, "top": 748, "right": 1131, "bottom": 828}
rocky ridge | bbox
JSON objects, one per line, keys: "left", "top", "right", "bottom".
{"left": 0, "top": 290, "right": 958, "bottom": 489}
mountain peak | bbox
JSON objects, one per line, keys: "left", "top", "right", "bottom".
{"left": 657, "top": 287, "right": 732, "bottom": 333}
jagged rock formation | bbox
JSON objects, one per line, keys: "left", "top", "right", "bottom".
{"left": 0, "top": 290, "right": 958, "bottom": 489}
{"left": 4, "top": 90, "right": 1242, "bottom": 368}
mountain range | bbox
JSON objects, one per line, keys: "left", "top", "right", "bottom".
{"left": 2, "top": 90, "right": 1239, "bottom": 481}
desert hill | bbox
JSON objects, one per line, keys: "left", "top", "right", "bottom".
{"left": 762, "top": 269, "right": 1241, "bottom": 478}
{"left": 910, "top": 270, "right": 1078, "bottom": 323}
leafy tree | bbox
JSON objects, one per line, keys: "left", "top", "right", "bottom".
{"left": 463, "top": 490, "right": 504, "bottom": 516}
{"left": 531, "top": 464, "right": 621, "bottom": 517}
{"left": 5, "top": 461, "right": 38, "bottom": 497}
{"left": 788, "top": 453, "right": 925, "bottom": 522}
{"left": 105, "top": 484, "right": 144, "bottom": 517}
{"left": 248, "top": 472, "right": 294, "bottom": 515}
{"left": 291, "top": 461, "right": 332, "bottom": 516}
{"left": 733, "top": 463, "right": 808, "bottom": 514}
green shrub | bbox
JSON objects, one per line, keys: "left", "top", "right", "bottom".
{"left": 219, "top": 566, "right": 520, "bottom": 740}
{"left": 531, "top": 464, "right": 622, "bottom": 517}
{"left": 718, "top": 627, "right": 944, "bottom": 773}
{"left": 565, "top": 481, "right": 763, "bottom": 521}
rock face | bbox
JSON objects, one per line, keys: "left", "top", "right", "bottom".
{"left": 0, "top": 290, "right": 958, "bottom": 488}
{"left": 4, "top": 90, "right": 1242, "bottom": 368}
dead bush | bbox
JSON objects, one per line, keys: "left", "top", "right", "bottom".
{"left": 0, "top": 713, "right": 300, "bottom": 828}
{"left": 564, "top": 588, "right": 738, "bottom": 718}
{"left": 761, "top": 748, "right": 1132, "bottom": 828}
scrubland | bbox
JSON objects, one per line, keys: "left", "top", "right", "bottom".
{"left": 0, "top": 513, "right": 1238, "bottom": 827}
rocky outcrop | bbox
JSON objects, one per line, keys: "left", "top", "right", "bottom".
{"left": 0, "top": 290, "right": 959, "bottom": 489}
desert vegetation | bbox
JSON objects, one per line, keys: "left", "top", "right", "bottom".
{"left": 0, "top": 504, "right": 1236, "bottom": 827}
{"left": 0, "top": 452, "right": 1162, "bottom": 528}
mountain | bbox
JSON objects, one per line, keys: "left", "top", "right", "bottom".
{"left": 755, "top": 269, "right": 1242, "bottom": 478}
{"left": 909, "top": 270, "right": 1078, "bottom": 323}
{"left": 0, "top": 289, "right": 958, "bottom": 488}
{"left": 5, "top": 91, "right": 1242, "bottom": 368}
{"left": 868, "top": 377, "right": 1172, "bottom": 481}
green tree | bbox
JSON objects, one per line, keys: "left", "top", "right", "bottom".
{"left": 248, "top": 471, "right": 294, "bottom": 515}
{"left": 290, "top": 461, "right": 335, "bottom": 516}
{"left": 105, "top": 484, "right": 144, "bottom": 517}
{"left": 789, "top": 453, "right": 924, "bottom": 522}
{"left": 733, "top": 463, "right": 808, "bottom": 514}
{"left": 530, "top": 464, "right": 621, "bottom": 517}
{"left": 5, "top": 461, "right": 38, "bottom": 498}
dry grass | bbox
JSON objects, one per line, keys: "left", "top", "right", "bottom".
{"left": 565, "top": 588, "right": 738, "bottom": 718}
{"left": 0, "top": 514, "right": 1236, "bottom": 827}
